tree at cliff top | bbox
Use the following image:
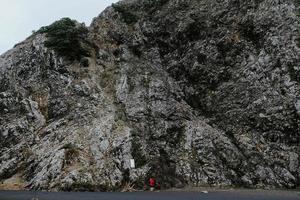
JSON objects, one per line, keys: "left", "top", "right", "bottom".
{"left": 37, "top": 18, "right": 91, "bottom": 61}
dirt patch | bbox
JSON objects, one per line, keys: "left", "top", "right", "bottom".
{"left": 0, "top": 174, "right": 25, "bottom": 191}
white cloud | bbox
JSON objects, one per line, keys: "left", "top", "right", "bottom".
{"left": 0, "top": 0, "right": 118, "bottom": 54}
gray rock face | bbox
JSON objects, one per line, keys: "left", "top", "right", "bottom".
{"left": 0, "top": 0, "right": 299, "bottom": 190}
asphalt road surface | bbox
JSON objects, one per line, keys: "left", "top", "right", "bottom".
{"left": 0, "top": 190, "right": 299, "bottom": 200}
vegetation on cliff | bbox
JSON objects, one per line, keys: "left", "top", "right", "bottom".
{"left": 37, "top": 18, "right": 91, "bottom": 61}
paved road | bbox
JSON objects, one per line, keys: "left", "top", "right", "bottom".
{"left": 0, "top": 190, "right": 299, "bottom": 200}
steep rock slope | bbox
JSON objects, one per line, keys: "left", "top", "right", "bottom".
{"left": 0, "top": 0, "right": 299, "bottom": 190}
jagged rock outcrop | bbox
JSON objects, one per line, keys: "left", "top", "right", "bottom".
{"left": 0, "top": 0, "right": 299, "bottom": 191}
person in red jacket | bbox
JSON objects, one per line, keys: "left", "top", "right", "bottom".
{"left": 149, "top": 177, "right": 156, "bottom": 191}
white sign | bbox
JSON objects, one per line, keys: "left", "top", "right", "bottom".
{"left": 130, "top": 159, "right": 135, "bottom": 169}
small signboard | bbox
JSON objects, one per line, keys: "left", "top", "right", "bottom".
{"left": 130, "top": 159, "right": 135, "bottom": 169}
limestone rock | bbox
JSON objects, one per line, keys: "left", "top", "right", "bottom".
{"left": 0, "top": 0, "right": 299, "bottom": 190}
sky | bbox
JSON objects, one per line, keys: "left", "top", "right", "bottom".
{"left": 0, "top": 0, "right": 118, "bottom": 54}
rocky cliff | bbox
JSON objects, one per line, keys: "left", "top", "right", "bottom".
{"left": 0, "top": 0, "right": 299, "bottom": 191}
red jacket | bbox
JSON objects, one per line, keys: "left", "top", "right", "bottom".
{"left": 149, "top": 178, "right": 155, "bottom": 187}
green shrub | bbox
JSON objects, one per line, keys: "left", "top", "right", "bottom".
{"left": 80, "top": 57, "right": 90, "bottom": 67}
{"left": 142, "top": 0, "right": 169, "bottom": 13}
{"left": 112, "top": 4, "right": 138, "bottom": 24}
{"left": 37, "top": 18, "right": 90, "bottom": 61}
{"left": 61, "top": 143, "right": 80, "bottom": 165}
